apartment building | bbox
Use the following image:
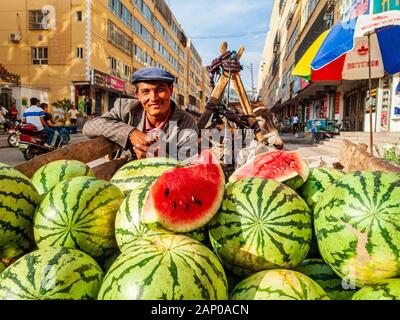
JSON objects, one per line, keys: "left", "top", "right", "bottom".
{"left": 0, "top": 0, "right": 209, "bottom": 117}
{"left": 258, "top": 0, "right": 400, "bottom": 133}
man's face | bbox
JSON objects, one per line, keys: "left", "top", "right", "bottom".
{"left": 136, "top": 81, "right": 173, "bottom": 118}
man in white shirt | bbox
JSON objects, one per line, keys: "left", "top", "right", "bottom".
{"left": 68, "top": 105, "right": 80, "bottom": 126}
{"left": 22, "top": 97, "right": 55, "bottom": 148}
{"left": 292, "top": 113, "right": 300, "bottom": 135}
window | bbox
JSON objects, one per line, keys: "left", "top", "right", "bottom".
{"left": 108, "top": 0, "right": 132, "bottom": 29}
{"left": 108, "top": 20, "right": 133, "bottom": 55}
{"left": 77, "top": 47, "right": 83, "bottom": 58}
{"left": 134, "top": 18, "right": 153, "bottom": 47}
{"left": 29, "top": 10, "right": 49, "bottom": 30}
{"left": 124, "top": 65, "right": 131, "bottom": 78}
{"left": 109, "top": 56, "right": 117, "bottom": 70}
{"left": 76, "top": 11, "right": 83, "bottom": 21}
{"left": 32, "top": 47, "right": 48, "bottom": 65}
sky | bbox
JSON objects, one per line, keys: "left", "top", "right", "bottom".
{"left": 168, "top": 0, "right": 274, "bottom": 92}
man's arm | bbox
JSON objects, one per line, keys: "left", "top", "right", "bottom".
{"left": 82, "top": 99, "right": 139, "bottom": 149}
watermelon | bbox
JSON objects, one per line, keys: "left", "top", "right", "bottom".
{"left": 296, "top": 259, "right": 356, "bottom": 300}
{"left": 0, "top": 163, "right": 41, "bottom": 261}
{"left": 31, "top": 160, "right": 95, "bottom": 196}
{"left": 209, "top": 178, "right": 312, "bottom": 277}
{"left": 110, "top": 157, "right": 178, "bottom": 194}
{"left": 230, "top": 269, "right": 329, "bottom": 300}
{"left": 97, "top": 234, "right": 228, "bottom": 300}
{"left": 352, "top": 279, "right": 400, "bottom": 300}
{"left": 299, "top": 168, "right": 344, "bottom": 209}
{"left": 33, "top": 176, "right": 125, "bottom": 260}
{"left": 229, "top": 150, "right": 309, "bottom": 189}
{"left": 142, "top": 150, "right": 225, "bottom": 232}
{"left": 314, "top": 171, "right": 400, "bottom": 286}
{"left": 115, "top": 182, "right": 207, "bottom": 251}
{"left": 0, "top": 247, "right": 103, "bottom": 300}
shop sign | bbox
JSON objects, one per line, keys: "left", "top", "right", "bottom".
{"left": 93, "top": 70, "right": 125, "bottom": 92}
{"left": 108, "top": 76, "right": 125, "bottom": 92}
{"left": 373, "top": 0, "right": 400, "bottom": 13}
{"left": 335, "top": 92, "right": 341, "bottom": 114}
{"left": 393, "top": 81, "right": 400, "bottom": 118}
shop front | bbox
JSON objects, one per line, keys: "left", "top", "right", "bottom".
{"left": 77, "top": 69, "right": 131, "bottom": 116}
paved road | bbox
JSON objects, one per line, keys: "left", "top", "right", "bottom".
{"left": 0, "top": 133, "right": 90, "bottom": 167}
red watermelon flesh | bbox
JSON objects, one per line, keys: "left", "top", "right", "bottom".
{"left": 229, "top": 150, "right": 309, "bottom": 185}
{"left": 142, "top": 150, "right": 225, "bottom": 232}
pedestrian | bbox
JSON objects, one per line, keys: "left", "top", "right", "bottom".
{"left": 8, "top": 102, "right": 19, "bottom": 121}
{"left": 68, "top": 105, "right": 80, "bottom": 126}
{"left": 83, "top": 67, "right": 199, "bottom": 160}
{"left": 292, "top": 113, "right": 300, "bottom": 135}
{"left": 22, "top": 98, "right": 56, "bottom": 148}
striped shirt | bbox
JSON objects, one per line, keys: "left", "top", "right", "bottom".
{"left": 22, "top": 105, "right": 45, "bottom": 130}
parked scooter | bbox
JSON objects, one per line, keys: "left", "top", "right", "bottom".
{"left": 17, "top": 124, "right": 70, "bottom": 160}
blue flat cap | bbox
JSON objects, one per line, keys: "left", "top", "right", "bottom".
{"left": 132, "top": 67, "right": 175, "bottom": 84}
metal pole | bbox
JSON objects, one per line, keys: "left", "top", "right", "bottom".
{"left": 368, "top": 32, "right": 373, "bottom": 155}
{"left": 250, "top": 63, "right": 255, "bottom": 101}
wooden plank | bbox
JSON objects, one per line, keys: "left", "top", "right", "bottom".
{"left": 92, "top": 158, "right": 128, "bottom": 181}
{"left": 14, "top": 137, "right": 120, "bottom": 178}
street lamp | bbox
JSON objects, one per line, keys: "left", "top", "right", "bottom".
{"left": 242, "top": 63, "right": 256, "bottom": 102}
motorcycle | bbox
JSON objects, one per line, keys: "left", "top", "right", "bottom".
{"left": 6, "top": 119, "right": 22, "bottom": 147}
{"left": 17, "top": 124, "right": 70, "bottom": 160}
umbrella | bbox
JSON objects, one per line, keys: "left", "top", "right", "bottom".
{"left": 293, "top": 10, "right": 400, "bottom": 154}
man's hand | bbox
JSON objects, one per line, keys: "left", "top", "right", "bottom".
{"left": 129, "top": 129, "right": 154, "bottom": 159}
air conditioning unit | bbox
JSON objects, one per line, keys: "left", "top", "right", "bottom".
{"left": 9, "top": 33, "right": 21, "bottom": 42}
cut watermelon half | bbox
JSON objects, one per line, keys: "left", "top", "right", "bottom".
{"left": 142, "top": 150, "right": 225, "bottom": 232}
{"left": 229, "top": 150, "right": 309, "bottom": 189}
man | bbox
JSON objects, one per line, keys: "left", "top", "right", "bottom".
{"left": 292, "top": 113, "right": 300, "bottom": 135}
{"left": 68, "top": 105, "right": 80, "bottom": 126}
{"left": 22, "top": 98, "right": 55, "bottom": 148}
{"left": 83, "top": 67, "right": 199, "bottom": 160}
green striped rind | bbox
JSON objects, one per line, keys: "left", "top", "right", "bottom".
{"left": 314, "top": 171, "right": 400, "bottom": 287}
{"left": 0, "top": 247, "right": 103, "bottom": 300}
{"left": 230, "top": 269, "right": 329, "bottom": 300}
{"left": 352, "top": 279, "right": 400, "bottom": 300}
{"left": 110, "top": 157, "right": 179, "bottom": 194}
{"left": 0, "top": 163, "right": 41, "bottom": 261}
{"left": 295, "top": 259, "right": 356, "bottom": 300}
{"left": 209, "top": 178, "right": 312, "bottom": 277}
{"left": 115, "top": 182, "right": 207, "bottom": 251}
{"left": 98, "top": 234, "right": 228, "bottom": 300}
{"left": 33, "top": 176, "right": 125, "bottom": 259}
{"left": 299, "top": 168, "right": 344, "bottom": 209}
{"left": 31, "top": 160, "right": 95, "bottom": 196}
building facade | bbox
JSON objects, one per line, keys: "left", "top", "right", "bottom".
{"left": 0, "top": 0, "right": 209, "bottom": 117}
{"left": 257, "top": 0, "right": 400, "bottom": 133}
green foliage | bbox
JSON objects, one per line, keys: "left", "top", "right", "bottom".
{"left": 383, "top": 144, "right": 400, "bottom": 165}
{"left": 51, "top": 98, "right": 73, "bottom": 111}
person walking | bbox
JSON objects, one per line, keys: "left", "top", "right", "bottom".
{"left": 292, "top": 113, "right": 300, "bottom": 135}
{"left": 68, "top": 105, "right": 80, "bottom": 126}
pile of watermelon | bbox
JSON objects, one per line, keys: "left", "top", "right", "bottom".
{"left": 1, "top": 148, "right": 400, "bottom": 300}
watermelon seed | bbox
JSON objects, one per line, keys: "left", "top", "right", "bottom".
{"left": 186, "top": 203, "right": 190, "bottom": 210}
{"left": 173, "top": 202, "right": 177, "bottom": 209}
{"left": 194, "top": 198, "right": 202, "bottom": 206}
{"left": 165, "top": 188, "right": 170, "bottom": 197}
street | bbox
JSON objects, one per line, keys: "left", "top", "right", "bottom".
{"left": 0, "top": 133, "right": 90, "bottom": 167}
